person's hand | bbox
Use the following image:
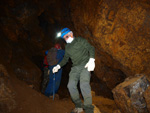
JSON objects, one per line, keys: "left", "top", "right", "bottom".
{"left": 48, "top": 70, "right": 50, "bottom": 75}
{"left": 52, "top": 65, "right": 61, "bottom": 73}
{"left": 85, "top": 58, "right": 95, "bottom": 71}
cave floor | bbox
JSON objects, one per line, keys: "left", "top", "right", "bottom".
{"left": 9, "top": 76, "right": 117, "bottom": 113}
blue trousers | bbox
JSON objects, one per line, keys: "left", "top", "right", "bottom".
{"left": 45, "top": 65, "right": 62, "bottom": 96}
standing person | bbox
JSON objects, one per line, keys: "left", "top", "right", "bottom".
{"left": 41, "top": 50, "right": 49, "bottom": 94}
{"left": 45, "top": 43, "right": 65, "bottom": 97}
{"left": 53, "top": 28, "right": 95, "bottom": 113}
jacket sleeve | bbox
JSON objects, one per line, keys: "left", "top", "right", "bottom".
{"left": 59, "top": 51, "right": 69, "bottom": 67}
{"left": 81, "top": 38, "right": 95, "bottom": 58}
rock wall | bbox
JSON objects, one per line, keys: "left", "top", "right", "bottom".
{"left": 0, "top": 0, "right": 150, "bottom": 112}
{"left": 70, "top": 0, "right": 150, "bottom": 79}
{"left": 0, "top": 64, "right": 16, "bottom": 113}
{"left": 0, "top": 0, "right": 59, "bottom": 90}
{"left": 0, "top": 0, "right": 150, "bottom": 99}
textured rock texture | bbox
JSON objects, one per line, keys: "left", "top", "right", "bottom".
{"left": 113, "top": 110, "right": 121, "bottom": 113}
{"left": 0, "top": 64, "right": 16, "bottom": 113}
{"left": 0, "top": 0, "right": 150, "bottom": 111}
{"left": 12, "top": 57, "right": 42, "bottom": 91}
{"left": 112, "top": 74, "right": 150, "bottom": 113}
{"left": 92, "top": 96, "right": 117, "bottom": 113}
{"left": 144, "top": 86, "right": 150, "bottom": 112}
{"left": 0, "top": 0, "right": 52, "bottom": 91}
{"left": 70, "top": 0, "right": 150, "bottom": 87}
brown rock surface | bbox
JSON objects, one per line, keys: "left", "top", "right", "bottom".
{"left": 0, "top": 67, "right": 117, "bottom": 113}
{"left": 112, "top": 74, "right": 150, "bottom": 113}
{"left": 144, "top": 86, "right": 150, "bottom": 112}
{"left": 113, "top": 110, "right": 121, "bottom": 113}
{"left": 0, "top": 64, "right": 16, "bottom": 113}
{"left": 11, "top": 57, "right": 42, "bottom": 91}
{"left": 70, "top": 0, "right": 150, "bottom": 85}
{"left": 0, "top": 0, "right": 150, "bottom": 112}
{"left": 92, "top": 96, "right": 117, "bottom": 113}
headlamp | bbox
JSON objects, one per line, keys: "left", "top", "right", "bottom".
{"left": 56, "top": 32, "right": 61, "bottom": 38}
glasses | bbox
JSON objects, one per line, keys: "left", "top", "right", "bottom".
{"left": 63, "top": 34, "right": 70, "bottom": 40}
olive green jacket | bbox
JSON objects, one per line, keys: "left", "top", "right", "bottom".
{"left": 59, "top": 37, "right": 95, "bottom": 67}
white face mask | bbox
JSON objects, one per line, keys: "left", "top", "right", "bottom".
{"left": 66, "top": 37, "right": 74, "bottom": 43}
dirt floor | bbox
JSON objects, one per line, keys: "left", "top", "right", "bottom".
{"left": 8, "top": 76, "right": 75, "bottom": 113}
{"left": 7, "top": 75, "right": 117, "bottom": 113}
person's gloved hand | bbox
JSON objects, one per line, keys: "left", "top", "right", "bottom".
{"left": 85, "top": 58, "right": 95, "bottom": 71}
{"left": 48, "top": 69, "right": 50, "bottom": 75}
{"left": 52, "top": 65, "right": 61, "bottom": 73}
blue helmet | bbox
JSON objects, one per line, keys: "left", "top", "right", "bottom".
{"left": 45, "top": 50, "right": 48, "bottom": 55}
{"left": 61, "top": 28, "right": 71, "bottom": 38}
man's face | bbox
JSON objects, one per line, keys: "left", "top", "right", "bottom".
{"left": 63, "top": 32, "right": 73, "bottom": 41}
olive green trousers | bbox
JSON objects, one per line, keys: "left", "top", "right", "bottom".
{"left": 67, "top": 65, "right": 94, "bottom": 113}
